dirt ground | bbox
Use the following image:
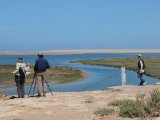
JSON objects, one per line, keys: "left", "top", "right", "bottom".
{"left": 1, "top": 85, "right": 160, "bottom": 120}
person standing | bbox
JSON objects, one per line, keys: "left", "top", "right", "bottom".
{"left": 12, "top": 57, "right": 29, "bottom": 98}
{"left": 34, "top": 52, "right": 50, "bottom": 97}
{"left": 137, "top": 54, "right": 146, "bottom": 86}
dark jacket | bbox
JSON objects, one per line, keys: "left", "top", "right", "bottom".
{"left": 34, "top": 58, "right": 50, "bottom": 72}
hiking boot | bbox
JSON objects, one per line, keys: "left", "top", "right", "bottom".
{"left": 142, "top": 81, "right": 147, "bottom": 86}
{"left": 37, "top": 94, "right": 42, "bottom": 97}
{"left": 139, "top": 81, "right": 147, "bottom": 86}
{"left": 139, "top": 80, "right": 145, "bottom": 86}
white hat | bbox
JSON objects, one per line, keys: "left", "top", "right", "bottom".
{"left": 137, "top": 54, "right": 142, "bottom": 57}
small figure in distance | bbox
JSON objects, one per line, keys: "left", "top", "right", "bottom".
{"left": 34, "top": 52, "right": 50, "bottom": 97}
{"left": 137, "top": 54, "right": 146, "bottom": 86}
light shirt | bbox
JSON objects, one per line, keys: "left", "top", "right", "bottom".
{"left": 12, "top": 63, "right": 29, "bottom": 76}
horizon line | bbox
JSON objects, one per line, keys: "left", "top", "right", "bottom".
{"left": 1, "top": 49, "right": 160, "bottom": 55}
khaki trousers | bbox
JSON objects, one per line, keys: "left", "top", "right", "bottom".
{"left": 36, "top": 72, "right": 46, "bottom": 96}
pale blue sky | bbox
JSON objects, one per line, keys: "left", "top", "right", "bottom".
{"left": 0, "top": 0, "right": 160, "bottom": 51}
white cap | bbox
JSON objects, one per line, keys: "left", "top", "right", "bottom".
{"left": 38, "top": 52, "right": 43, "bottom": 56}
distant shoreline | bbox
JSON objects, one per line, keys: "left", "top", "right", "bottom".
{"left": 1, "top": 49, "right": 160, "bottom": 55}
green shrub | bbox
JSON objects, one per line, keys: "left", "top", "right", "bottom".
{"left": 94, "top": 107, "right": 115, "bottom": 117}
{"left": 149, "top": 89, "right": 160, "bottom": 107}
{"left": 145, "top": 89, "right": 160, "bottom": 117}
{"left": 119, "top": 99, "right": 146, "bottom": 118}
{"left": 119, "top": 89, "right": 160, "bottom": 118}
{"left": 94, "top": 89, "right": 160, "bottom": 119}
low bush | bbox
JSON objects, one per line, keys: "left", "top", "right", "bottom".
{"left": 145, "top": 89, "right": 160, "bottom": 117}
{"left": 108, "top": 89, "right": 160, "bottom": 118}
{"left": 119, "top": 99, "right": 146, "bottom": 118}
{"left": 94, "top": 107, "right": 115, "bottom": 117}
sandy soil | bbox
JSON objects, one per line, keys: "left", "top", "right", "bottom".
{"left": 1, "top": 49, "right": 160, "bottom": 55}
{"left": 1, "top": 85, "right": 160, "bottom": 120}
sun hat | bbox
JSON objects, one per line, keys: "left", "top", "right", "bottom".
{"left": 18, "top": 57, "right": 24, "bottom": 63}
{"left": 137, "top": 54, "right": 142, "bottom": 57}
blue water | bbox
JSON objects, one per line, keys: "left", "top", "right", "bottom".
{"left": 0, "top": 53, "right": 160, "bottom": 95}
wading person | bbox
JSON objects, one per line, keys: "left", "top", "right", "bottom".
{"left": 137, "top": 54, "right": 146, "bottom": 86}
{"left": 34, "top": 52, "right": 50, "bottom": 97}
{"left": 12, "top": 57, "right": 30, "bottom": 98}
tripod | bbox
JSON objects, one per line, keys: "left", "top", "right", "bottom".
{"left": 28, "top": 76, "right": 54, "bottom": 97}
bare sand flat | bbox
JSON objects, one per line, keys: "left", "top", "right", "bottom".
{"left": 1, "top": 85, "right": 160, "bottom": 120}
{"left": 1, "top": 49, "right": 160, "bottom": 55}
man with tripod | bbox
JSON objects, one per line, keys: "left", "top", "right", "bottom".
{"left": 34, "top": 52, "right": 50, "bottom": 97}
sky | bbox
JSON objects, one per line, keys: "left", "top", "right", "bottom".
{"left": 0, "top": 0, "right": 160, "bottom": 51}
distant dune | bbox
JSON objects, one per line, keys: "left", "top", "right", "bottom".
{"left": 1, "top": 49, "right": 160, "bottom": 55}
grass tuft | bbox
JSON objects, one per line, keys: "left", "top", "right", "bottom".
{"left": 94, "top": 107, "right": 115, "bottom": 117}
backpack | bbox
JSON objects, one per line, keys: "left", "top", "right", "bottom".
{"left": 142, "top": 59, "right": 145, "bottom": 69}
{"left": 19, "top": 67, "right": 25, "bottom": 78}
{"left": 19, "top": 67, "right": 26, "bottom": 84}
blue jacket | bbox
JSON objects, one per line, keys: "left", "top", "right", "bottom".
{"left": 34, "top": 58, "right": 50, "bottom": 72}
